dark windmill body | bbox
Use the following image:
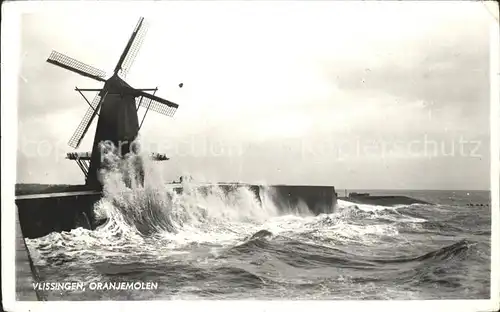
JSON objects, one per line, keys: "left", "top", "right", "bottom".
{"left": 47, "top": 17, "right": 178, "bottom": 189}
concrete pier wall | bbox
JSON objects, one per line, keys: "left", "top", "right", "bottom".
{"left": 170, "top": 184, "right": 337, "bottom": 215}
{"left": 16, "top": 184, "right": 337, "bottom": 239}
{"left": 16, "top": 191, "right": 101, "bottom": 239}
{"left": 16, "top": 205, "right": 43, "bottom": 300}
{"left": 262, "top": 185, "right": 338, "bottom": 215}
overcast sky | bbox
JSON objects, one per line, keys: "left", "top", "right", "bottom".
{"left": 15, "top": 1, "right": 495, "bottom": 190}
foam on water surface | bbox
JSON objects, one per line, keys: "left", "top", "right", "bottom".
{"left": 24, "top": 153, "right": 491, "bottom": 300}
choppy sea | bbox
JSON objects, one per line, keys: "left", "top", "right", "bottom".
{"left": 24, "top": 167, "right": 491, "bottom": 300}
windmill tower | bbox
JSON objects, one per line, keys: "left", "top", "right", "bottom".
{"left": 47, "top": 17, "right": 178, "bottom": 189}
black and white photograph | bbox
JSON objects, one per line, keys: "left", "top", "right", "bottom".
{"left": 1, "top": 1, "right": 499, "bottom": 311}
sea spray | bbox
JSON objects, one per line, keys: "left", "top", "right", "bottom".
{"left": 23, "top": 187, "right": 489, "bottom": 300}
{"left": 94, "top": 148, "right": 282, "bottom": 238}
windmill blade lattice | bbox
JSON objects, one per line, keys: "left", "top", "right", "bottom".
{"left": 68, "top": 94, "right": 102, "bottom": 148}
{"left": 136, "top": 92, "right": 178, "bottom": 117}
{"left": 116, "top": 18, "right": 149, "bottom": 79}
{"left": 47, "top": 50, "right": 107, "bottom": 82}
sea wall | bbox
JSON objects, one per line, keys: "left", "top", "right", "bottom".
{"left": 173, "top": 184, "right": 338, "bottom": 215}
{"left": 257, "top": 185, "right": 337, "bottom": 215}
{"left": 15, "top": 184, "right": 337, "bottom": 239}
{"left": 15, "top": 205, "right": 43, "bottom": 300}
{"left": 16, "top": 192, "right": 101, "bottom": 239}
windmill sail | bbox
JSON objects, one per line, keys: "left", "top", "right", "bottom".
{"left": 136, "top": 91, "right": 179, "bottom": 117}
{"left": 47, "top": 51, "right": 107, "bottom": 82}
{"left": 114, "top": 17, "right": 149, "bottom": 79}
{"left": 68, "top": 94, "right": 103, "bottom": 148}
{"left": 48, "top": 16, "right": 181, "bottom": 188}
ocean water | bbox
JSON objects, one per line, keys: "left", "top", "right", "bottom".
{"left": 24, "top": 160, "right": 491, "bottom": 300}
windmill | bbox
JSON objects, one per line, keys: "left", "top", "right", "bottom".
{"left": 47, "top": 17, "right": 178, "bottom": 189}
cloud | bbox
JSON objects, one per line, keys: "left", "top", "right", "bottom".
{"left": 15, "top": 2, "right": 494, "bottom": 189}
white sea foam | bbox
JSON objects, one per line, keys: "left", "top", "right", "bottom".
{"left": 25, "top": 150, "right": 431, "bottom": 265}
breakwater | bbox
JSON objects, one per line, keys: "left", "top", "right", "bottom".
{"left": 15, "top": 184, "right": 337, "bottom": 239}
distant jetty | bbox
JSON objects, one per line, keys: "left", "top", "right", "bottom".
{"left": 338, "top": 192, "right": 431, "bottom": 206}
